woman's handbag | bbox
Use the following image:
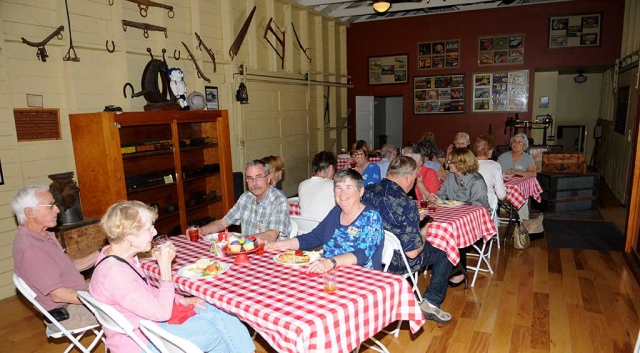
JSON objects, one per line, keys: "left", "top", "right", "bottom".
{"left": 512, "top": 222, "right": 530, "bottom": 249}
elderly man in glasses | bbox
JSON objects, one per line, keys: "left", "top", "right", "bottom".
{"left": 201, "top": 159, "right": 292, "bottom": 242}
{"left": 11, "top": 185, "right": 99, "bottom": 332}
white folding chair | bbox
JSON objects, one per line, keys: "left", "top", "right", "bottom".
{"left": 288, "top": 219, "right": 299, "bottom": 239}
{"left": 360, "top": 230, "right": 420, "bottom": 353}
{"left": 287, "top": 196, "right": 299, "bottom": 204}
{"left": 466, "top": 208, "right": 496, "bottom": 288}
{"left": 290, "top": 215, "right": 322, "bottom": 236}
{"left": 77, "top": 291, "right": 153, "bottom": 353}
{"left": 12, "top": 273, "right": 104, "bottom": 353}
{"left": 634, "top": 328, "right": 640, "bottom": 353}
{"left": 139, "top": 319, "right": 203, "bottom": 353}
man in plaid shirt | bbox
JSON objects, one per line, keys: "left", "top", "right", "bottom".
{"left": 202, "top": 160, "right": 291, "bottom": 241}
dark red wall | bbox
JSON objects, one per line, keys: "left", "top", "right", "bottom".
{"left": 346, "top": 0, "right": 624, "bottom": 150}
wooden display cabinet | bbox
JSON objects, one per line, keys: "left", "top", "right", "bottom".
{"left": 69, "top": 110, "right": 233, "bottom": 236}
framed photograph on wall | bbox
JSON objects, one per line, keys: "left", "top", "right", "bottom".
{"left": 478, "top": 34, "right": 524, "bottom": 65}
{"left": 205, "top": 86, "right": 219, "bottom": 110}
{"left": 472, "top": 70, "right": 529, "bottom": 113}
{"left": 414, "top": 74, "right": 465, "bottom": 114}
{"left": 368, "top": 54, "right": 408, "bottom": 85}
{"left": 549, "top": 13, "right": 601, "bottom": 49}
{"left": 417, "top": 39, "right": 460, "bottom": 70}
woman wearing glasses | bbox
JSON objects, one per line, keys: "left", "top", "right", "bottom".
{"left": 429, "top": 148, "right": 489, "bottom": 288}
{"left": 497, "top": 133, "right": 536, "bottom": 221}
{"left": 90, "top": 201, "right": 255, "bottom": 353}
{"left": 348, "top": 140, "right": 381, "bottom": 186}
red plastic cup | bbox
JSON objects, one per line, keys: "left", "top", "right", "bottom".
{"left": 187, "top": 226, "right": 200, "bottom": 242}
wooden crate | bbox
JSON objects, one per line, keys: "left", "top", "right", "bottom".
{"left": 51, "top": 217, "right": 107, "bottom": 259}
{"left": 539, "top": 198, "right": 598, "bottom": 212}
{"left": 537, "top": 172, "right": 599, "bottom": 191}
{"left": 541, "top": 151, "right": 586, "bottom": 174}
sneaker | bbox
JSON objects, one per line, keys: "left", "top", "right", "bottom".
{"left": 419, "top": 300, "right": 452, "bottom": 324}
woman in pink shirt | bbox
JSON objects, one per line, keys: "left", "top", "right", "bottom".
{"left": 90, "top": 200, "right": 254, "bottom": 353}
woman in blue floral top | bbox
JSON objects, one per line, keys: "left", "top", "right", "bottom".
{"left": 265, "top": 169, "right": 384, "bottom": 273}
{"left": 348, "top": 140, "right": 381, "bottom": 186}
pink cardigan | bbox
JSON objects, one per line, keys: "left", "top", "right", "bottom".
{"left": 89, "top": 248, "right": 180, "bottom": 353}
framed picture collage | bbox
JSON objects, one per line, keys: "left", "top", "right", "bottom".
{"left": 472, "top": 70, "right": 529, "bottom": 113}
{"left": 414, "top": 75, "right": 465, "bottom": 114}
{"left": 417, "top": 39, "right": 460, "bottom": 70}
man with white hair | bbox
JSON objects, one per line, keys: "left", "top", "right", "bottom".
{"left": 12, "top": 185, "right": 99, "bottom": 332}
{"left": 446, "top": 132, "right": 471, "bottom": 155}
{"left": 376, "top": 143, "right": 398, "bottom": 179}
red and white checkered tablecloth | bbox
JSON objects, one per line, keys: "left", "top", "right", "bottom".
{"left": 426, "top": 205, "right": 497, "bottom": 265}
{"left": 504, "top": 176, "right": 543, "bottom": 209}
{"left": 289, "top": 202, "right": 300, "bottom": 215}
{"left": 140, "top": 236, "right": 425, "bottom": 353}
{"left": 337, "top": 156, "right": 381, "bottom": 170}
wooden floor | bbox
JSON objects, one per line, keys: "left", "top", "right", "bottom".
{"left": 1, "top": 193, "right": 639, "bottom": 352}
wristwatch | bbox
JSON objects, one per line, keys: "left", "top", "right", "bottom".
{"left": 329, "top": 258, "right": 337, "bottom": 269}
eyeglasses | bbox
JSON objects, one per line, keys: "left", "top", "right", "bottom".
{"left": 36, "top": 202, "right": 57, "bottom": 209}
{"left": 245, "top": 174, "right": 266, "bottom": 183}
{"left": 512, "top": 140, "right": 524, "bottom": 145}
{"left": 351, "top": 152, "right": 364, "bottom": 157}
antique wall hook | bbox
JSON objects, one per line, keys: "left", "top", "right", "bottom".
{"left": 162, "top": 48, "right": 167, "bottom": 62}
{"left": 21, "top": 25, "right": 64, "bottom": 62}
{"left": 146, "top": 47, "right": 154, "bottom": 60}
{"left": 122, "top": 20, "right": 168, "bottom": 39}
{"left": 173, "top": 49, "right": 180, "bottom": 60}
{"left": 63, "top": 0, "right": 80, "bottom": 62}
{"left": 106, "top": 40, "right": 115, "bottom": 53}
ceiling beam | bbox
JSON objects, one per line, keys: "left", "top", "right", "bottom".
{"left": 328, "top": 0, "right": 498, "bottom": 17}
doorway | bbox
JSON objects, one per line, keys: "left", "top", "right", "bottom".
{"left": 556, "top": 124, "right": 587, "bottom": 153}
{"left": 373, "top": 96, "right": 403, "bottom": 149}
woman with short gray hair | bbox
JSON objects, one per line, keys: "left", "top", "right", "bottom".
{"left": 497, "top": 132, "right": 536, "bottom": 221}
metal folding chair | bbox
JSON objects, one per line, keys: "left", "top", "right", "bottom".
{"left": 139, "top": 319, "right": 203, "bottom": 353}
{"left": 12, "top": 273, "right": 104, "bottom": 353}
{"left": 290, "top": 215, "right": 322, "bottom": 236}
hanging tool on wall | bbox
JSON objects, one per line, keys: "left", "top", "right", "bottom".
{"left": 123, "top": 47, "right": 176, "bottom": 106}
{"left": 182, "top": 42, "right": 211, "bottom": 83}
{"left": 21, "top": 25, "right": 64, "bottom": 62}
{"left": 291, "top": 22, "right": 311, "bottom": 63}
{"left": 229, "top": 6, "right": 256, "bottom": 60}
{"left": 264, "top": 18, "right": 285, "bottom": 69}
{"left": 122, "top": 20, "right": 168, "bottom": 39}
{"left": 194, "top": 32, "right": 216, "bottom": 73}
{"left": 125, "top": 0, "right": 175, "bottom": 18}
{"left": 63, "top": 0, "right": 80, "bottom": 61}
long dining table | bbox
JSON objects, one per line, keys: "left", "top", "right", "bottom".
{"left": 139, "top": 236, "right": 425, "bottom": 353}
{"left": 425, "top": 204, "right": 497, "bottom": 265}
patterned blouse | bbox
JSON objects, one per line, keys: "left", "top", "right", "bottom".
{"left": 363, "top": 179, "right": 425, "bottom": 273}
{"left": 296, "top": 205, "right": 384, "bottom": 270}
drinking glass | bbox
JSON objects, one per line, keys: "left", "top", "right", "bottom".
{"left": 152, "top": 235, "right": 168, "bottom": 250}
{"left": 420, "top": 199, "right": 429, "bottom": 209}
{"left": 187, "top": 226, "right": 201, "bottom": 242}
{"left": 428, "top": 200, "right": 437, "bottom": 213}
{"left": 323, "top": 271, "right": 337, "bottom": 293}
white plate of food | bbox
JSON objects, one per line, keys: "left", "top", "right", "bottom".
{"left": 436, "top": 200, "right": 465, "bottom": 207}
{"left": 201, "top": 232, "right": 241, "bottom": 243}
{"left": 177, "top": 259, "right": 231, "bottom": 279}
{"left": 273, "top": 251, "right": 322, "bottom": 266}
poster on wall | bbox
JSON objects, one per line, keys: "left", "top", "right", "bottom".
{"left": 478, "top": 34, "right": 524, "bottom": 65}
{"left": 472, "top": 70, "right": 529, "bottom": 112}
{"left": 417, "top": 39, "right": 460, "bottom": 70}
{"left": 414, "top": 74, "right": 465, "bottom": 114}
{"left": 368, "top": 54, "right": 408, "bottom": 85}
{"left": 549, "top": 13, "right": 601, "bottom": 49}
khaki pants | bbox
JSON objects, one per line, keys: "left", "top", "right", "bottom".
{"left": 45, "top": 304, "right": 99, "bottom": 332}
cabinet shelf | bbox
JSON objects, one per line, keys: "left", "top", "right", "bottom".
{"left": 122, "top": 149, "right": 173, "bottom": 159}
{"left": 183, "top": 171, "right": 220, "bottom": 183}
{"left": 157, "top": 211, "right": 180, "bottom": 221}
{"left": 127, "top": 182, "right": 175, "bottom": 194}
{"left": 186, "top": 196, "right": 223, "bottom": 213}
{"left": 180, "top": 143, "right": 218, "bottom": 152}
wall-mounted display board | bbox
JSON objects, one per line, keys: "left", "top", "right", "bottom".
{"left": 414, "top": 74, "right": 465, "bottom": 114}
{"left": 478, "top": 35, "right": 524, "bottom": 65}
{"left": 368, "top": 54, "right": 408, "bottom": 85}
{"left": 417, "top": 39, "right": 460, "bottom": 69}
{"left": 472, "top": 70, "right": 529, "bottom": 112}
{"left": 549, "top": 13, "right": 601, "bottom": 49}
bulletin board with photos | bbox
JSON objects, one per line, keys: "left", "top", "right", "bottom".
{"left": 472, "top": 70, "right": 529, "bottom": 113}
{"left": 414, "top": 74, "right": 465, "bottom": 114}
{"left": 368, "top": 54, "right": 408, "bottom": 85}
{"left": 417, "top": 39, "right": 460, "bottom": 70}
{"left": 549, "top": 13, "right": 601, "bottom": 49}
{"left": 478, "top": 35, "right": 524, "bottom": 65}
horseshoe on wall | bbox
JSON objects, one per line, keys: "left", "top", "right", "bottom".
{"left": 173, "top": 49, "right": 180, "bottom": 60}
{"left": 106, "top": 40, "right": 115, "bottom": 53}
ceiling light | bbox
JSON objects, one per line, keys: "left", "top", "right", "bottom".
{"left": 574, "top": 72, "right": 587, "bottom": 84}
{"left": 373, "top": 1, "right": 391, "bottom": 14}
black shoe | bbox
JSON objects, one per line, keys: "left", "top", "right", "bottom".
{"left": 448, "top": 279, "right": 465, "bottom": 288}
{"left": 448, "top": 270, "right": 468, "bottom": 288}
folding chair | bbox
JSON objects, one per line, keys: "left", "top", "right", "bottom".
{"left": 288, "top": 219, "right": 299, "bottom": 239}
{"left": 139, "top": 319, "right": 203, "bottom": 353}
{"left": 466, "top": 208, "right": 496, "bottom": 287}
{"left": 77, "top": 291, "right": 153, "bottom": 353}
{"left": 12, "top": 273, "right": 104, "bottom": 353}
{"left": 290, "top": 215, "right": 322, "bottom": 236}
{"left": 360, "top": 230, "right": 421, "bottom": 353}
{"left": 498, "top": 200, "right": 519, "bottom": 247}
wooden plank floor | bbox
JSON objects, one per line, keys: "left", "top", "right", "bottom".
{"left": 1, "top": 203, "right": 638, "bottom": 352}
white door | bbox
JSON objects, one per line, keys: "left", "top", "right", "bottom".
{"left": 356, "top": 96, "right": 375, "bottom": 147}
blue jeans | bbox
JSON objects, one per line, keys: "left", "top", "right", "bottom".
{"left": 145, "top": 303, "right": 255, "bottom": 353}
{"left": 420, "top": 242, "right": 452, "bottom": 307}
